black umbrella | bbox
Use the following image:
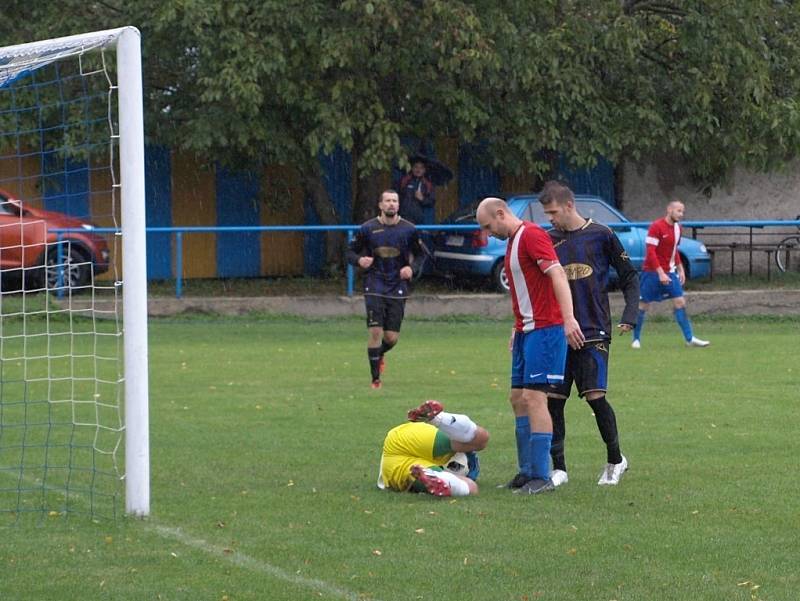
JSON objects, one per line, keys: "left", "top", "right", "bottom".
{"left": 408, "top": 154, "right": 453, "bottom": 187}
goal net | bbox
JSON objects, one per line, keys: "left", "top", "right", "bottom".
{"left": 0, "top": 27, "right": 149, "bottom": 521}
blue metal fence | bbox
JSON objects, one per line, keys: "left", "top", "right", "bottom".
{"left": 53, "top": 219, "right": 800, "bottom": 299}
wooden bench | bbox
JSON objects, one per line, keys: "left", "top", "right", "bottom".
{"left": 705, "top": 243, "right": 777, "bottom": 280}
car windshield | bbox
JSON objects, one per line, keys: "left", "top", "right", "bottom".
{"left": 524, "top": 199, "right": 627, "bottom": 224}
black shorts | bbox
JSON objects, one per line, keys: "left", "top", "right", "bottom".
{"left": 365, "top": 295, "right": 406, "bottom": 331}
{"left": 550, "top": 340, "right": 609, "bottom": 398}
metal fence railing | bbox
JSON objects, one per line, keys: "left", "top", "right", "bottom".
{"left": 53, "top": 219, "right": 800, "bottom": 299}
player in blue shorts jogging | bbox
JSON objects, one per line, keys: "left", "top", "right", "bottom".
{"left": 633, "top": 200, "right": 709, "bottom": 349}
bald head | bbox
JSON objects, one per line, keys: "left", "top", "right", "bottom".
{"left": 476, "top": 197, "right": 508, "bottom": 220}
{"left": 476, "top": 197, "right": 520, "bottom": 241}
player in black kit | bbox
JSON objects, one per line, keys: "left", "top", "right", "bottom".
{"left": 539, "top": 181, "right": 639, "bottom": 487}
{"left": 346, "top": 189, "right": 427, "bottom": 389}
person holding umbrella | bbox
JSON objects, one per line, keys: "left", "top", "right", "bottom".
{"left": 398, "top": 158, "right": 436, "bottom": 224}
{"left": 397, "top": 153, "right": 452, "bottom": 224}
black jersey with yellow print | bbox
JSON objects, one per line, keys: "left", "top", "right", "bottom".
{"left": 346, "top": 217, "right": 425, "bottom": 298}
{"left": 548, "top": 219, "right": 639, "bottom": 341}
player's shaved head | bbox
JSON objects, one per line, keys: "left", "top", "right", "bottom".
{"left": 667, "top": 199, "right": 684, "bottom": 210}
{"left": 476, "top": 197, "right": 507, "bottom": 219}
{"left": 476, "top": 196, "right": 520, "bottom": 241}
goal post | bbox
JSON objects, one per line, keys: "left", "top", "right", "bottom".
{"left": 0, "top": 26, "right": 149, "bottom": 519}
{"left": 117, "top": 27, "right": 150, "bottom": 518}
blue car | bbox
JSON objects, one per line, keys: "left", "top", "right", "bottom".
{"left": 431, "top": 194, "right": 711, "bottom": 292}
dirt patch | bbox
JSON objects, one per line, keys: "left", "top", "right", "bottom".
{"left": 132, "top": 289, "right": 800, "bottom": 318}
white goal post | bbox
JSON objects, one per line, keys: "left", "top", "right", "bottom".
{"left": 0, "top": 27, "right": 149, "bottom": 517}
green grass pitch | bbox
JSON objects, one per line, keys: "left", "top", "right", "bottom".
{"left": 1, "top": 315, "right": 797, "bottom": 601}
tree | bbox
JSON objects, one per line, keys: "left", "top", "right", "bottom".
{"left": 470, "top": 0, "right": 800, "bottom": 193}
{"left": 3, "top": 0, "right": 800, "bottom": 254}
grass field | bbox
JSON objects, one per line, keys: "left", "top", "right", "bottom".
{"left": 1, "top": 314, "right": 797, "bottom": 601}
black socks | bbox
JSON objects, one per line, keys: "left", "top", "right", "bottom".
{"left": 368, "top": 347, "right": 382, "bottom": 381}
{"left": 587, "top": 396, "right": 622, "bottom": 464}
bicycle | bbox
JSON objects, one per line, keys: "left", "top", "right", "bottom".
{"left": 775, "top": 215, "right": 800, "bottom": 273}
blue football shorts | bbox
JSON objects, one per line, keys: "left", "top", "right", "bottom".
{"left": 639, "top": 271, "right": 684, "bottom": 303}
{"left": 510, "top": 324, "right": 567, "bottom": 389}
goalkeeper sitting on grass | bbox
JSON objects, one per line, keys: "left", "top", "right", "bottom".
{"left": 377, "top": 401, "right": 489, "bottom": 497}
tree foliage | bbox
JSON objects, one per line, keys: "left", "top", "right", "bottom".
{"left": 2, "top": 0, "right": 800, "bottom": 207}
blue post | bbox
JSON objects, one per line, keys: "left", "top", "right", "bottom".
{"left": 56, "top": 235, "right": 65, "bottom": 299}
{"left": 346, "top": 228, "right": 355, "bottom": 297}
{"left": 175, "top": 231, "right": 183, "bottom": 299}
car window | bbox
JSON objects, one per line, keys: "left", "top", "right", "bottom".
{"left": 0, "top": 200, "right": 19, "bottom": 215}
{"left": 523, "top": 202, "right": 546, "bottom": 224}
{"left": 575, "top": 200, "right": 627, "bottom": 223}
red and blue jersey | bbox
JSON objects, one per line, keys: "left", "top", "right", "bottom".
{"left": 505, "top": 221, "right": 563, "bottom": 332}
{"left": 644, "top": 217, "right": 682, "bottom": 273}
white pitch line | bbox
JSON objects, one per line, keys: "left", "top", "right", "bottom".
{"left": 0, "top": 468, "right": 381, "bottom": 600}
{"left": 151, "top": 524, "right": 384, "bottom": 601}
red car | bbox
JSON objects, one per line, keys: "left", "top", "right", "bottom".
{"left": 0, "top": 188, "right": 110, "bottom": 290}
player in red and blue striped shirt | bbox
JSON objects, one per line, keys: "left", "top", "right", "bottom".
{"left": 477, "top": 197, "right": 583, "bottom": 495}
{"left": 633, "top": 200, "right": 709, "bottom": 348}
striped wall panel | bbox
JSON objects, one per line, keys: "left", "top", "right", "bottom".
{"left": 171, "top": 152, "right": 217, "bottom": 278}
{"left": 216, "top": 167, "right": 260, "bottom": 278}
{"left": 145, "top": 145, "right": 173, "bottom": 279}
{"left": 261, "top": 165, "right": 304, "bottom": 276}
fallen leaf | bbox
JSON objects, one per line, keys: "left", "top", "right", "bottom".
{"left": 415, "top": 528, "right": 425, "bottom": 534}
{"left": 372, "top": 549, "right": 382, "bottom": 556}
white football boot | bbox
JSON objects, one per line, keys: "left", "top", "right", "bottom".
{"left": 550, "top": 469, "right": 569, "bottom": 488}
{"left": 686, "top": 336, "right": 710, "bottom": 347}
{"left": 598, "top": 455, "right": 628, "bottom": 486}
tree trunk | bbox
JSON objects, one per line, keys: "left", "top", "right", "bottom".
{"left": 353, "top": 171, "right": 385, "bottom": 224}
{"left": 302, "top": 171, "right": 345, "bottom": 273}
{"left": 614, "top": 159, "right": 625, "bottom": 211}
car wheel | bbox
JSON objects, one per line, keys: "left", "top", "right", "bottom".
{"left": 492, "top": 261, "right": 510, "bottom": 293}
{"left": 29, "top": 244, "right": 92, "bottom": 291}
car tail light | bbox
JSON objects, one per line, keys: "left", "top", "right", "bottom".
{"left": 471, "top": 230, "right": 489, "bottom": 248}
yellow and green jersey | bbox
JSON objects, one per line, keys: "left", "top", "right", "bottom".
{"left": 377, "top": 422, "right": 454, "bottom": 492}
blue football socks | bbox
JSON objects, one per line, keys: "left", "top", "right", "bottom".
{"left": 515, "top": 416, "right": 532, "bottom": 476}
{"left": 673, "top": 307, "right": 693, "bottom": 342}
{"left": 633, "top": 308, "right": 646, "bottom": 341}
{"left": 529, "top": 432, "right": 553, "bottom": 480}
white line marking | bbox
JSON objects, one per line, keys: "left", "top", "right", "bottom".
{"left": 151, "top": 524, "right": 383, "bottom": 601}
{"left": 2, "top": 468, "right": 381, "bottom": 601}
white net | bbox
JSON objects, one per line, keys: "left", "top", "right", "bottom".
{"left": 0, "top": 30, "right": 128, "bottom": 521}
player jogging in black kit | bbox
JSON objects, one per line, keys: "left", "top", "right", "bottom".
{"left": 539, "top": 181, "right": 639, "bottom": 486}
{"left": 346, "top": 189, "right": 427, "bottom": 389}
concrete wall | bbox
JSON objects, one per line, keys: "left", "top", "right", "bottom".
{"left": 621, "top": 157, "right": 800, "bottom": 275}
{"left": 621, "top": 157, "right": 800, "bottom": 222}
